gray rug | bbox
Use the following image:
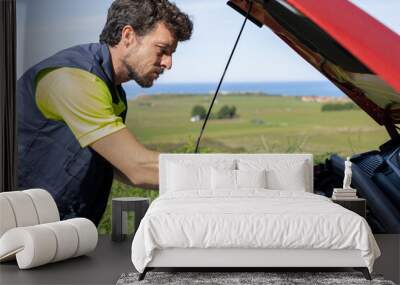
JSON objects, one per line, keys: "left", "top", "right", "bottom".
{"left": 116, "top": 272, "right": 396, "bottom": 285}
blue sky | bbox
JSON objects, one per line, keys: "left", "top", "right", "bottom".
{"left": 17, "top": 0, "right": 400, "bottom": 83}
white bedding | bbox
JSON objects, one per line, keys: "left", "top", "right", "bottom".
{"left": 131, "top": 190, "right": 380, "bottom": 273}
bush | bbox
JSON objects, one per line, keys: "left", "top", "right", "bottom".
{"left": 321, "top": 102, "right": 359, "bottom": 112}
{"left": 191, "top": 105, "right": 237, "bottom": 120}
{"left": 173, "top": 135, "right": 213, "bottom": 154}
{"left": 217, "top": 105, "right": 236, "bottom": 119}
{"left": 191, "top": 105, "right": 207, "bottom": 119}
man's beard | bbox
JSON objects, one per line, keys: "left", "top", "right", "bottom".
{"left": 123, "top": 59, "right": 154, "bottom": 88}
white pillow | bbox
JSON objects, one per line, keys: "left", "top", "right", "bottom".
{"left": 211, "top": 168, "right": 236, "bottom": 190}
{"left": 167, "top": 163, "right": 209, "bottom": 191}
{"left": 236, "top": 169, "right": 267, "bottom": 189}
{"left": 211, "top": 169, "right": 268, "bottom": 191}
{"left": 167, "top": 160, "right": 235, "bottom": 192}
{"left": 238, "top": 159, "right": 308, "bottom": 191}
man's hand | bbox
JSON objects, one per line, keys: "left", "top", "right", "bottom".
{"left": 90, "top": 128, "right": 159, "bottom": 189}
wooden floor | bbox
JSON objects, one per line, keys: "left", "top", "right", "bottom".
{"left": 0, "top": 235, "right": 398, "bottom": 284}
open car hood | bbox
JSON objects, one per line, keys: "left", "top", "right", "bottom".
{"left": 227, "top": 0, "right": 400, "bottom": 138}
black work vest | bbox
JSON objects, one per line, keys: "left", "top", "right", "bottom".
{"left": 17, "top": 43, "right": 128, "bottom": 225}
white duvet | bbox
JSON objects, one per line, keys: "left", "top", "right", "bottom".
{"left": 131, "top": 190, "right": 380, "bottom": 273}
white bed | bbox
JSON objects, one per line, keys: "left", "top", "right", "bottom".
{"left": 131, "top": 154, "right": 380, "bottom": 280}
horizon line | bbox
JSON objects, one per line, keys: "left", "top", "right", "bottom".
{"left": 124, "top": 80, "right": 334, "bottom": 86}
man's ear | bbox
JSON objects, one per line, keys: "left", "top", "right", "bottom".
{"left": 121, "top": 25, "right": 137, "bottom": 47}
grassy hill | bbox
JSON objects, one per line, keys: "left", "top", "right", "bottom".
{"left": 98, "top": 94, "right": 389, "bottom": 233}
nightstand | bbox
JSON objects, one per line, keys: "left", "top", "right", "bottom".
{"left": 112, "top": 197, "right": 150, "bottom": 242}
{"left": 331, "top": 198, "right": 366, "bottom": 218}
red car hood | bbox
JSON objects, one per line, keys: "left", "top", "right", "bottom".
{"left": 227, "top": 0, "right": 400, "bottom": 138}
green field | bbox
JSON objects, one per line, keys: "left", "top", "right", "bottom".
{"left": 98, "top": 94, "right": 389, "bottom": 233}
{"left": 127, "top": 94, "right": 388, "bottom": 154}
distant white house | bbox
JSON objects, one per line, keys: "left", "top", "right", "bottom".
{"left": 190, "top": 115, "right": 201, "bottom": 122}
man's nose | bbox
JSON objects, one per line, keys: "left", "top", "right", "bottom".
{"left": 161, "top": 55, "right": 172, "bottom": 70}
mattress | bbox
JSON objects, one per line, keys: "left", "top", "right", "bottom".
{"left": 131, "top": 190, "right": 380, "bottom": 273}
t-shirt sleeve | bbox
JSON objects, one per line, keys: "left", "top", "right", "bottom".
{"left": 35, "top": 67, "right": 126, "bottom": 147}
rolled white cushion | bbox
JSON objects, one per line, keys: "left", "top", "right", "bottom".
{"left": 0, "top": 189, "right": 59, "bottom": 239}
{"left": 0, "top": 218, "right": 98, "bottom": 269}
{"left": 0, "top": 191, "right": 39, "bottom": 227}
{"left": 0, "top": 226, "right": 57, "bottom": 269}
{"left": 24, "top": 189, "right": 59, "bottom": 223}
{"left": 0, "top": 196, "right": 17, "bottom": 237}
{"left": 42, "top": 221, "right": 79, "bottom": 262}
{"left": 65, "top": 218, "right": 98, "bottom": 257}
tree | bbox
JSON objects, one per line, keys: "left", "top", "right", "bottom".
{"left": 191, "top": 105, "right": 207, "bottom": 119}
{"left": 229, "top": 106, "right": 236, "bottom": 118}
{"left": 217, "top": 105, "right": 236, "bottom": 119}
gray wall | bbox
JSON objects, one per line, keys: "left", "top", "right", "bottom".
{"left": 0, "top": 0, "right": 17, "bottom": 192}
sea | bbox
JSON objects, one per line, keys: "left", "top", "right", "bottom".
{"left": 122, "top": 81, "right": 345, "bottom": 99}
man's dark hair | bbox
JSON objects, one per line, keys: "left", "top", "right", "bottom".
{"left": 99, "top": 0, "right": 193, "bottom": 46}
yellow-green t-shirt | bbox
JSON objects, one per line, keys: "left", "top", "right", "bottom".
{"left": 35, "top": 67, "right": 126, "bottom": 147}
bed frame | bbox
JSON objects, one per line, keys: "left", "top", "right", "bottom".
{"left": 138, "top": 154, "right": 372, "bottom": 281}
{"left": 139, "top": 248, "right": 371, "bottom": 280}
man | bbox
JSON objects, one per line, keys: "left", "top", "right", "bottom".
{"left": 17, "top": 0, "right": 193, "bottom": 225}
